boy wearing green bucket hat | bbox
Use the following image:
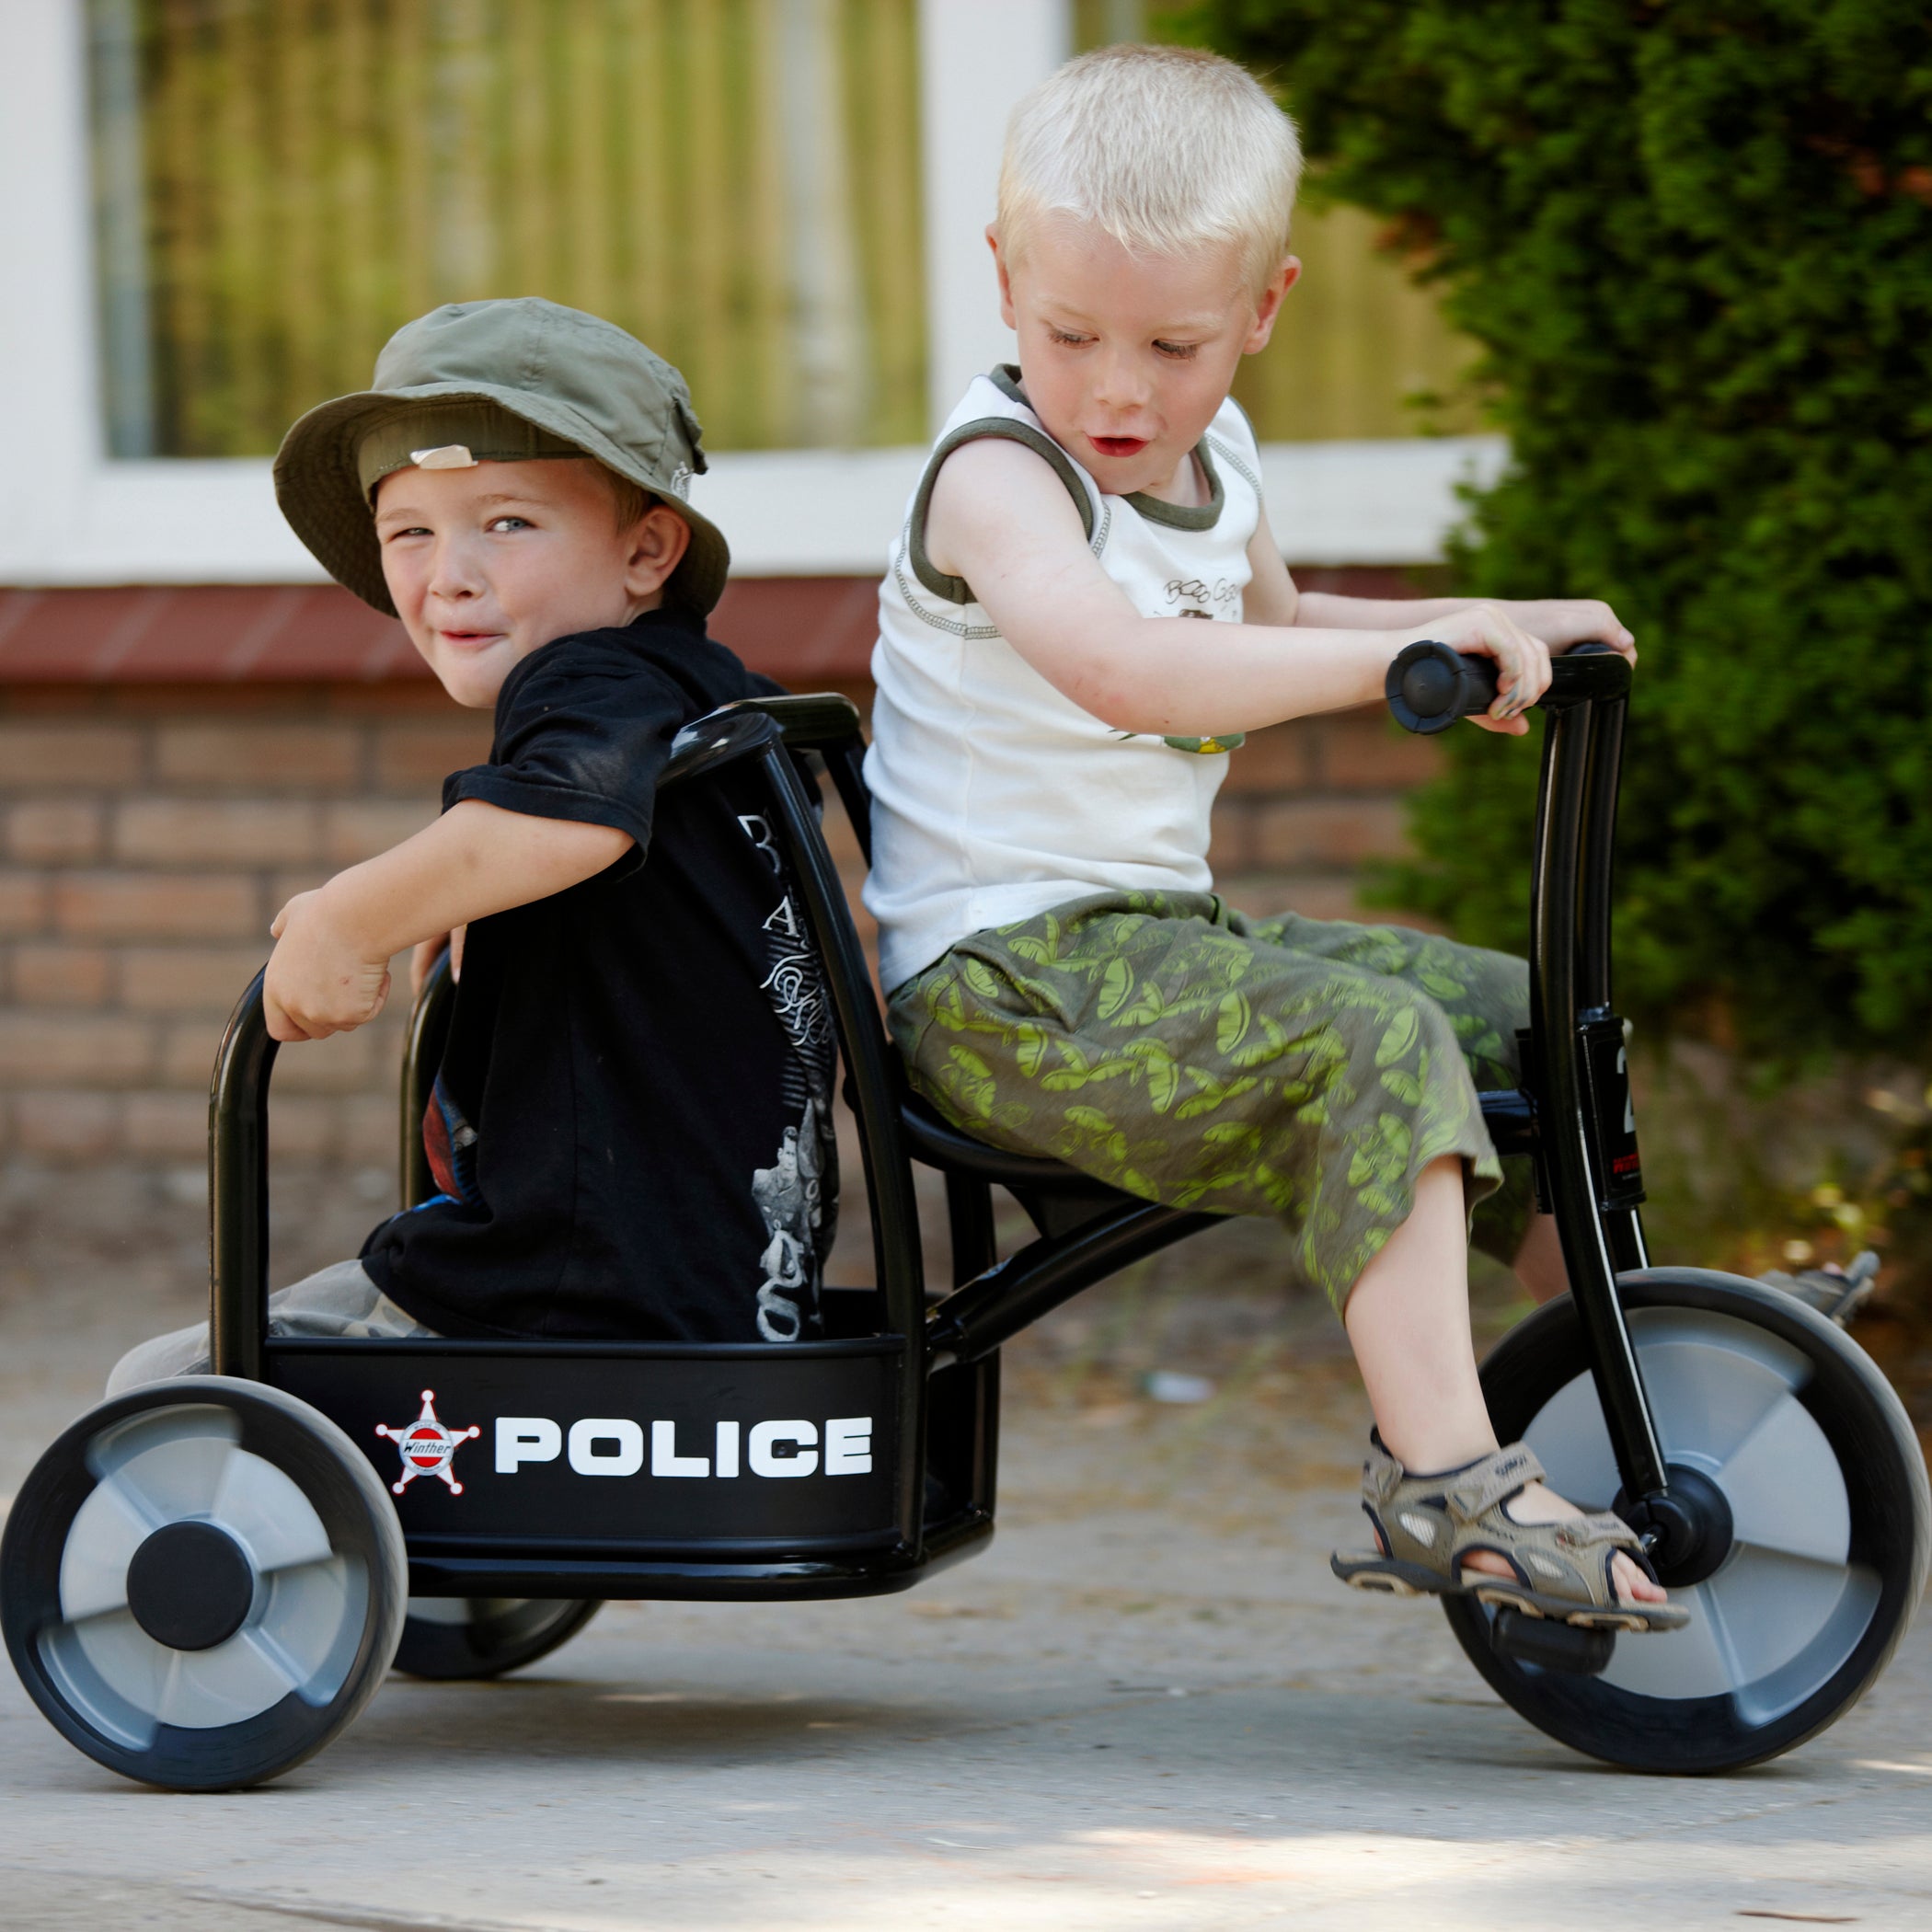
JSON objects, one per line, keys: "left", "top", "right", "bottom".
{"left": 108, "top": 299, "right": 837, "bottom": 1383}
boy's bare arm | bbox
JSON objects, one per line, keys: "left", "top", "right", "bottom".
{"left": 928, "top": 441, "right": 1566, "bottom": 738}
{"left": 1296, "top": 587, "right": 1634, "bottom": 656}
{"left": 1244, "top": 506, "right": 1635, "bottom": 658}
{"left": 263, "top": 801, "right": 632, "bottom": 1042}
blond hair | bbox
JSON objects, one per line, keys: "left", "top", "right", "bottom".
{"left": 997, "top": 44, "right": 1301, "bottom": 297}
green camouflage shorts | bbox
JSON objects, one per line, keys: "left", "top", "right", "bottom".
{"left": 888, "top": 891, "right": 1535, "bottom": 1310}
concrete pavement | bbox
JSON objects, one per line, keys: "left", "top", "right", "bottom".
{"left": 1, "top": 1185, "right": 1927, "bottom": 1930}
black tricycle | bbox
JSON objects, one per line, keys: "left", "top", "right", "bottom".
{"left": 4, "top": 643, "right": 1926, "bottom": 1789}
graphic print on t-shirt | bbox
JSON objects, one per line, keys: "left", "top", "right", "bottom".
{"left": 739, "top": 812, "right": 839, "bottom": 1341}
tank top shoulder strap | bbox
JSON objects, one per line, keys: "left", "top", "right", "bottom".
{"left": 1201, "top": 394, "right": 1265, "bottom": 504}
{"left": 905, "top": 369, "right": 1097, "bottom": 607}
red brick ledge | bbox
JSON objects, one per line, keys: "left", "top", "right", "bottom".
{"left": 0, "top": 569, "right": 1424, "bottom": 687}
{"left": 0, "top": 581, "right": 881, "bottom": 685}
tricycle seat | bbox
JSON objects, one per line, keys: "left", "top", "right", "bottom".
{"left": 898, "top": 1088, "right": 1138, "bottom": 1197}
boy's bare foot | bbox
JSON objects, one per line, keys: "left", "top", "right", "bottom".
{"left": 1459, "top": 1480, "right": 1666, "bottom": 1607}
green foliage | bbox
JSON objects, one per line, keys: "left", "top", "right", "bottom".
{"left": 1194, "top": 0, "right": 1932, "bottom": 1057}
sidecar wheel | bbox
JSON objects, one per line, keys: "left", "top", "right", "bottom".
{"left": 392, "top": 1596, "right": 601, "bottom": 1680}
{"left": 1, "top": 1377, "right": 407, "bottom": 1791}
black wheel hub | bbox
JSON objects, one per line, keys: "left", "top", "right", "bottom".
{"left": 1616, "top": 1464, "right": 1735, "bottom": 1590}
{"left": 125, "top": 1521, "right": 256, "bottom": 1651}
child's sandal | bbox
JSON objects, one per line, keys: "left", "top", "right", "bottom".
{"left": 1329, "top": 1438, "right": 1689, "bottom": 1634}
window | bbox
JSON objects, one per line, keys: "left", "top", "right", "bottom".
{"left": 87, "top": 0, "right": 926, "bottom": 457}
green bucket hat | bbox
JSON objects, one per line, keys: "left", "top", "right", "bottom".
{"left": 273, "top": 298, "right": 729, "bottom": 616}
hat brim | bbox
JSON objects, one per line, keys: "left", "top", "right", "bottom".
{"left": 272, "top": 380, "right": 730, "bottom": 618}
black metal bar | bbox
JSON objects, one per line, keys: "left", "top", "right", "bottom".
{"left": 1529, "top": 706, "right": 1669, "bottom": 1501}
{"left": 208, "top": 972, "right": 276, "bottom": 1380}
{"left": 737, "top": 692, "right": 865, "bottom": 745}
{"left": 403, "top": 1528, "right": 905, "bottom": 1561}
{"left": 1540, "top": 650, "right": 1632, "bottom": 709}
{"left": 1604, "top": 1207, "right": 1650, "bottom": 1273}
{"left": 662, "top": 693, "right": 865, "bottom": 789}
{"left": 399, "top": 949, "right": 455, "bottom": 1209}
{"left": 1578, "top": 695, "right": 1623, "bottom": 1017}
{"left": 266, "top": 1331, "right": 903, "bottom": 1362}
{"left": 1575, "top": 687, "right": 1652, "bottom": 1277}
{"left": 753, "top": 737, "right": 929, "bottom": 1550}
{"left": 824, "top": 742, "right": 875, "bottom": 869}
{"left": 944, "top": 1173, "right": 999, "bottom": 1288}
{"left": 926, "top": 1200, "right": 1219, "bottom": 1367}
{"left": 661, "top": 707, "right": 788, "bottom": 795}
{"left": 404, "top": 1552, "right": 928, "bottom": 1604}
{"left": 403, "top": 1512, "right": 996, "bottom": 1602}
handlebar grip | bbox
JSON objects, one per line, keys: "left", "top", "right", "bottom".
{"left": 1386, "top": 639, "right": 1500, "bottom": 735}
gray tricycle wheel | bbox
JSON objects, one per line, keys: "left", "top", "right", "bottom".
{"left": 1, "top": 1376, "right": 407, "bottom": 1791}
{"left": 392, "top": 1596, "right": 602, "bottom": 1680}
{"left": 1445, "top": 1270, "right": 1929, "bottom": 1773}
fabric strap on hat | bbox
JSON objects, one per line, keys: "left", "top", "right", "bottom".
{"left": 355, "top": 401, "right": 587, "bottom": 500}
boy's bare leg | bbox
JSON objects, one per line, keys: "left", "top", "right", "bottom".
{"left": 1513, "top": 1212, "right": 1569, "bottom": 1304}
{"left": 1342, "top": 1156, "right": 1662, "bottom": 1604}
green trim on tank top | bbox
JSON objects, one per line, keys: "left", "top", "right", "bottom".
{"left": 905, "top": 413, "right": 1096, "bottom": 605}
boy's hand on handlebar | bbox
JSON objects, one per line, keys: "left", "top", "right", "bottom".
{"left": 1501, "top": 597, "right": 1637, "bottom": 664}
{"left": 1407, "top": 604, "right": 1550, "bottom": 735}
{"left": 263, "top": 889, "right": 393, "bottom": 1042}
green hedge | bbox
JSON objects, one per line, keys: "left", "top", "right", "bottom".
{"left": 1195, "top": 0, "right": 1932, "bottom": 1058}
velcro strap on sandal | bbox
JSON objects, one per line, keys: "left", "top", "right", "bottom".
{"left": 1362, "top": 1441, "right": 1405, "bottom": 1507}
{"left": 1554, "top": 1511, "right": 1641, "bottom": 1553}
{"left": 1443, "top": 1443, "right": 1546, "bottom": 1524}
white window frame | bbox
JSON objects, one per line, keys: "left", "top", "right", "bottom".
{"left": 0, "top": 0, "right": 1501, "bottom": 588}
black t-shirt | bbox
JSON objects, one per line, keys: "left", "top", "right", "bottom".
{"left": 360, "top": 607, "right": 838, "bottom": 1343}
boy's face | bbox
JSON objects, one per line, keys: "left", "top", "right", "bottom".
{"left": 374, "top": 457, "right": 690, "bottom": 707}
{"left": 993, "top": 213, "right": 1297, "bottom": 498}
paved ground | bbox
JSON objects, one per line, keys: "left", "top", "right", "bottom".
{"left": 0, "top": 1170, "right": 1928, "bottom": 1930}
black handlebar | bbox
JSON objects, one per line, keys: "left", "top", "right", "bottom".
{"left": 1386, "top": 639, "right": 1631, "bottom": 735}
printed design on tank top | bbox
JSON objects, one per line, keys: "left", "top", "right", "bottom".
{"left": 1165, "top": 575, "right": 1241, "bottom": 618}
{"left": 738, "top": 811, "right": 839, "bottom": 1343}
{"left": 1115, "top": 576, "right": 1248, "bottom": 757}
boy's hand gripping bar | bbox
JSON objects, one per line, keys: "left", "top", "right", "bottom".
{"left": 1386, "top": 639, "right": 1631, "bottom": 734}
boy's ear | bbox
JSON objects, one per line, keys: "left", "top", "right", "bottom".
{"left": 988, "top": 225, "right": 1019, "bottom": 332}
{"left": 1244, "top": 256, "right": 1302, "bottom": 355}
{"left": 625, "top": 503, "right": 692, "bottom": 604}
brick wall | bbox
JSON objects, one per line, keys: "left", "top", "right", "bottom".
{"left": 0, "top": 684, "right": 490, "bottom": 1165}
{"left": 0, "top": 577, "right": 1442, "bottom": 1169}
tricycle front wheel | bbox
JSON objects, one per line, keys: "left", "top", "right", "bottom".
{"left": 1445, "top": 1269, "right": 1928, "bottom": 1773}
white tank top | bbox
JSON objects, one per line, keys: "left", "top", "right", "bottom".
{"left": 864, "top": 367, "right": 1265, "bottom": 991}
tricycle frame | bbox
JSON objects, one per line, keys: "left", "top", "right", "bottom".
{"left": 206, "top": 650, "right": 1697, "bottom": 1602}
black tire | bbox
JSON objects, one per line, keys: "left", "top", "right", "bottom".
{"left": 392, "top": 1597, "right": 601, "bottom": 1680}
{"left": 1444, "top": 1269, "right": 1929, "bottom": 1773}
{"left": 1, "top": 1377, "right": 407, "bottom": 1791}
